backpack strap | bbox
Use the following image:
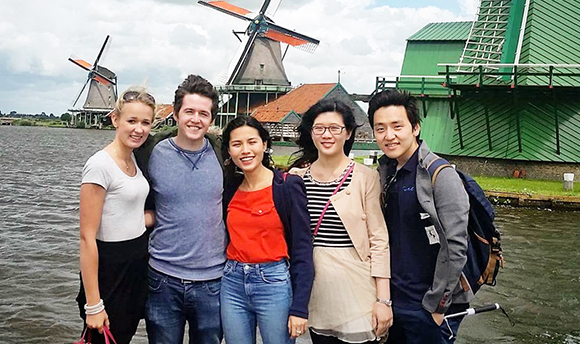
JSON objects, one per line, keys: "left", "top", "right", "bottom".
{"left": 426, "top": 157, "right": 453, "bottom": 187}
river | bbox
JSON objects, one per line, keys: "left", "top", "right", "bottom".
{"left": 0, "top": 126, "right": 578, "bottom": 344}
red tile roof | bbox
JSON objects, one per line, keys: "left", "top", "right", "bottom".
{"left": 155, "top": 104, "right": 174, "bottom": 120}
{"left": 252, "top": 83, "right": 336, "bottom": 122}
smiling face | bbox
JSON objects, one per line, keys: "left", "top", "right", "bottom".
{"left": 311, "top": 111, "right": 351, "bottom": 158}
{"left": 227, "top": 125, "right": 267, "bottom": 174}
{"left": 373, "top": 105, "right": 420, "bottom": 168}
{"left": 112, "top": 101, "right": 154, "bottom": 149}
{"left": 173, "top": 93, "right": 213, "bottom": 150}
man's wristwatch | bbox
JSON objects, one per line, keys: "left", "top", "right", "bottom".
{"left": 376, "top": 297, "right": 392, "bottom": 307}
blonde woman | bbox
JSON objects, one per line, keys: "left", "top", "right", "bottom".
{"left": 289, "top": 99, "right": 392, "bottom": 343}
{"left": 76, "top": 89, "right": 156, "bottom": 344}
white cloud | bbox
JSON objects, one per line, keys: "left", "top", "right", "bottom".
{"left": 457, "top": 0, "right": 480, "bottom": 19}
{"left": 0, "top": 0, "right": 466, "bottom": 115}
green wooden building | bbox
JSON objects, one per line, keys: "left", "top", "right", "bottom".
{"left": 376, "top": 0, "right": 580, "bottom": 179}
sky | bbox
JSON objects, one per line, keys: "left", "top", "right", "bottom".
{"left": 0, "top": 0, "right": 479, "bottom": 116}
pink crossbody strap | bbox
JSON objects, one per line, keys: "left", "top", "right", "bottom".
{"left": 313, "top": 163, "right": 355, "bottom": 237}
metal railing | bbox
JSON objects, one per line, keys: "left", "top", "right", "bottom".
{"left": 375, "top": 75, "right": 456, "bottom": 96}
{"left": 438, "top": 63, "right": 580, "bottom": 88}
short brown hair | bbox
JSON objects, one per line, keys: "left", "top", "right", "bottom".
{"left": 173, "top": 75, "right": 219, "bottom": 119}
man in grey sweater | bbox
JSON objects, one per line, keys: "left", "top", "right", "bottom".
{"left": 368, "top": 89, "right": 471, "bottom": 344}
{"left": 135, "top": 75, "right": 226, "bottom": 344}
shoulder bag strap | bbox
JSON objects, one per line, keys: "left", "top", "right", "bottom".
{"left": 313, "top": 163, "right": 355, "bottom": 237}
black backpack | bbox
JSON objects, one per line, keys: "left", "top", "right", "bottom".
{"left": 427, "top": 157, "right": 504, "bottom": 294}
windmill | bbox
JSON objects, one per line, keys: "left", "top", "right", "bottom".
{"left": 199, "top": 0, "right": 319, "bottom": 85}
{"left": 198, "top": 0, "right": 320, "bottom": 126}
{"left": 69, "top": 35, "right": 117, "bottom": 112}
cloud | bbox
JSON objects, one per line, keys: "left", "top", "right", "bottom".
{"left": 0, "top": 0, "right": 466, "bottom": 115}
{"left": 459, "top": 0, "right": 480, "bottom": 18}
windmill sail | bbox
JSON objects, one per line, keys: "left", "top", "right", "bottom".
{"left": 69, "top": 35, "right": 117, "bottom": 109}
{"left": 198, "top": 0, "right": 319, "bottom": 86}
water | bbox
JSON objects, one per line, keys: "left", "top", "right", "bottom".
{"left": 0, "top": 126, "right": 579, "bottom": 344}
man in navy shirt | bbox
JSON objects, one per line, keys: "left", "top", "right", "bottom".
{"left": 368, "top": 90, "right": 471, "bottom": 343}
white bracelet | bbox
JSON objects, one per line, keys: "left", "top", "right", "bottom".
{"left": 85, "top": 304, "right": 105, "bottom": 315}
{"left": 376, "top": 297, "right": 392, "bottom": 307}
{"left": 84, "top": 299, "right": 104, "bottom": 312}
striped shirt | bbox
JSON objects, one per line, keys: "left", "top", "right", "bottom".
{"left": 304, "top": 162, "right": 354, "bottom": 247}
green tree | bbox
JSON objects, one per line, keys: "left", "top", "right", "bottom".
{"left": 61, "top": 113, "right": 72, "bottom": 122}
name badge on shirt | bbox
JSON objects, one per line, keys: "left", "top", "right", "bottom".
{"left": 424, "top": 225, "right": 440, "bottom": 245}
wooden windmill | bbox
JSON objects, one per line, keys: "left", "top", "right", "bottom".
{"left": 69, "top": 35, "right": 117, "bottom": 111}
{"left": 198, "top": 0, "right": 319, "bottom": 86}
{"left": 198, "top": 0, "right": 320, "bottom": 127}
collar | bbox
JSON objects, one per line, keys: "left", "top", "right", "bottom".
{"left": 400, "top": 147, "right": 420, "bottom": 173}
{"left": 380, "top": 145, "right": 420, "bottom": 176}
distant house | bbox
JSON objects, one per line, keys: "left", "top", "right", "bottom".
{"left": 251, "top": 83, "right": 372, "bottom": 141}
{"left": 153, "top": 104, "right": 175, "bottom": 128}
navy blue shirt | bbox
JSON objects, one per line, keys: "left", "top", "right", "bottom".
{"left": 383, "top": 149, "right": 439, "bottom": 310}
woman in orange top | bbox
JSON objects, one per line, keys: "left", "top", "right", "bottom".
{"left": 221, "top": 116, "right": 313, "bottom": 344}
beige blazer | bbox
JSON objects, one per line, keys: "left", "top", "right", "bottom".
{"left": 290, "top": 162, "right": 390, "bottom": 278}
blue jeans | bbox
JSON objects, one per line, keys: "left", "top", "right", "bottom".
{"left": 145, "top": 267, "right": 223, "bottom": 344}
{"left": 220, "top": 259, "right": 295, "bottom": 344}
{"left": 386, "top": 305, "right": 466, "bottom": 344}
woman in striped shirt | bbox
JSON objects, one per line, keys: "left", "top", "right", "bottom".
{"left": 289, "top": 99, "right": 392, "bottom": 343}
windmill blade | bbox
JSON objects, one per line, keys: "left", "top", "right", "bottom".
{"left": 93, "top": 74, "right": 114, "bottom": 86}
{"left": 197, "top": 1, "right": 254, "bottom": 22}
{"left": 91, "top": 66, "right": 116, "bottom": 85}
{"left": 93, "top": 35, "right": 111, "bottom": 68}
{"left": 258, "top": 0, "right": 271, "bottom": 14}
{"left": 265, "top": 0, "right": 281, "bottom": 18}
{"left": 221, "top": 34, "right": 250, "bottom": 84}
{"left": 73, "top": 78, "right": 91, "bottom": 107}
{"left": 227, "top": 29, "right": 259, "bottom": 85}
{"left": 262, "top": 22, "right": 319, "bottom": 53}
{"left": 69, "top": 56, "right": 92, "bottom": 72}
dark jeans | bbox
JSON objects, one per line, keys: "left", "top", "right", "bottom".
{"left": 145, "top": 267, "right": 223, "bottom": 344}
{"left": 386, "top": 304, "right": 467, "bottom": 344}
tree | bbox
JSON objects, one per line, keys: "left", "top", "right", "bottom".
{"left": 61, "top": 113, "right": 72, "bottom": 123}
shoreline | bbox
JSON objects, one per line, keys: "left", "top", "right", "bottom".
{"left": 486, "top": 190, "right": 580, "bottom": 211}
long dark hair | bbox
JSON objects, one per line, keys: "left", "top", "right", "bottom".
{"left": 290, "top": 99, "right": 359, "bottom": 169}
{"left": 222, "top": 116, "right": 272, "bottom": 181}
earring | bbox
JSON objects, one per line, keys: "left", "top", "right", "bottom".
{"left": 224, "top": 157, "right": 232, "bottom": 166}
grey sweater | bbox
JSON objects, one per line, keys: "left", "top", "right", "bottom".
{"left": 147, "top": 138, "right": 227, "bottom": 280}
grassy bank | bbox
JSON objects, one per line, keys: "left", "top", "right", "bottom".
{"left": 11, "top": 119, "right": 68, "bottom": 128}
{"left": 473, "top": 176, "right": 580, "bottom": 197}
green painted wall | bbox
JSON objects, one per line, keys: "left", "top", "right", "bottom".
{"left": 519, "top": 0, "right": 580, "bottom": 86}
{"left": 418, "top": 99, "right": 456, "bottom": 152}
{"left": 398, "top": 41, "right": 465, "bottom": 96}
{"left": 401, "top": 41, "right": 465, "bottom": 76}
{"left": 423, "top": 92, "right": 580, "bottom": 163}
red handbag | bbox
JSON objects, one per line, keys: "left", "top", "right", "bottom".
{"left": 74, "top": 326, "right": 117, "bottom": 344}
